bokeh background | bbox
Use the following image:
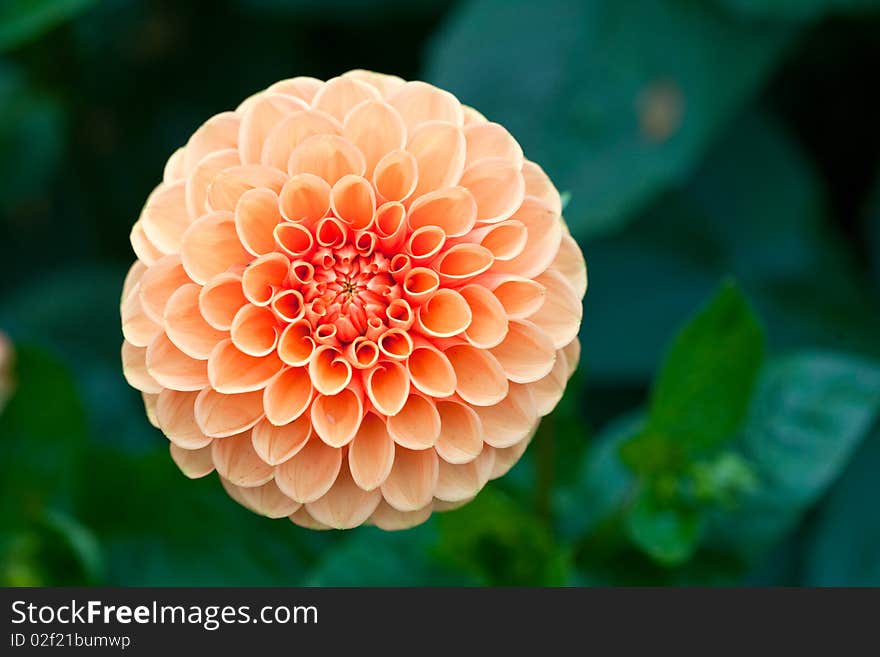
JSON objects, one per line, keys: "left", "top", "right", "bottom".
{"left": 2, "top": 0, "right": 880, "bottom": 586}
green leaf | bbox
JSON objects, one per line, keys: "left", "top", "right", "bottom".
{"left": 434, "top": 488, "right": 570, "bottom": 585}
{"left": 709, "top": 351, "right": 880, "bottom": 557}
{"left": 715, "top": 0, "right": 880, "bottom": 21}
{"left": 426, "top": 0, "right": 794, "bottom": 237}
{"left": 800, "top": 428, "right": 880, "bottom": 585}
{"left": 304, "top": 525, "right": 471, "bottom": 586}
{"left": 646, "top": 280, "right": 765, "bottom": 455}
{"left": 582, "top": 112, "right": 880, "bottom": 384}
{"left": 555, "top": 412, "right": 642, "bottom": 541}
{"left": 0, "top": 0, "right": 98, "bottom": 51}
{"left": 624, "top": 492, "right": 704, "bottom": 567}
{"left": 0, "top": 344, "right": 89, "bottom": 524}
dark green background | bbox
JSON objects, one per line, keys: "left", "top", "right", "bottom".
{"left": 1, "top": 0, "right": 880, "bottom": 585}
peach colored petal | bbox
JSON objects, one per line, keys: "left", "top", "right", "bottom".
{"left": 287, "top": 134, "right": 366, "bottom": 186}
{"left": 278, "top": 171, "right": 332, "bottom": 225}
{"left": 459, "top": 157, "right": 525, "bottom": 224}
{"left": 472, "top": 219, "right": 528, "bottom": 261}
{"left": 238, "top": 92, "right": 308, "bottom": 164}
{"left": 271, "top": 289, "right": 305, "bottom": 323}
{"left": 130, "top": 220, "right": 165, "bottom": 266}
{"left": 199, "top": 272, "right": 246, "bottom": 331}
{"left": 141, "top": 180, "right": 190, "bottom": 253}
{"left": 521, "top": 160, "right": 562, "bottom": 216}
{"left": 289, "top": 506, "right": 333, "bottom": 530}
{"left": 194, "top": 388, "right": 265, "bottom": 438}
{"left": 261, "top": 109, "right": 342, "bottom": 172}
{"left": 305, "top": 465, "right": 382, "bottom": 529}
{"left": 369, "top": 499, "right": 433, "bottom": 531}
{"left": 164, "top": 147, "right": 186, "bottom": 183}
{"left": 363, "top": 361, "right": 409, "bottom": 416}
{"left": 330, "top": 174, "right": 376, "bottom": 230}
{"left": 432, "top": 243, "right": 494, "bottom": 285}
{"left": 373, "top": 149, "right": 418, "bottom": 203}
{"left": 458, "top": 284, "right": 508, "bottom": 349}
{"left": 476, "top": 383, "right": 537, "bottom": 449}
{"left": 491, "top": 197, "right": 563, "bottom": 279}
{"left": 121, "top": 259, "right": 146, "bottom": 304}
{"left": 221, "top": 478, "right": 301, "bottom": 518}
{"left": 489, "top": 427, "right": 536, "bottom": 480}
{"left": 251, "top": 415, "right": 311, "bottom": 466}
{"left": 156, "top": 389, "right": 212, "bottom": 449}
{"left": 121, "top": 340, "right": 162, "bottom": 394}
{"left": 445, "top": 344, "right": 508, "bottom": 406}
{"left": 185, "top": 148, "right": 241, "bottom": 219}
{"left": 407, "top": 186, "right": 477, "bottom": 238}
{"left": 164, "top": 283, "right": 227, "bottom": 359}
{"left": 267, "top": 76, "right": 323, "bottom": 103}
{"left": 530, "top": 268, "right": 582, "bottom": 349}
{"left": 435, "top": 446, "right": 495, "bottom": 503}
{"left": 263, "top": 366, "right": 313, "bottom": 426}
{"left": 146, "top": 332, "right": 209, "bottom": 391}
{"left": 139, "top": 254, "right": 191, "bottom": 324}
{"left": 180, "top": 211, "right": 250, "bottom": 285}
{"left": 121, "top": 282, "right": 162, "bottom": 348}
{"left": 229, "top": 303, "right": 281, "bottom": 357}
{"left": 387, "top": 392, "right": 441, "bottom": 450}
{"left": 406, "top": 225, "right": 446, "bottom": 263}
{"left": 385, "top": 298, "right": 413, "bottom": 331}
{"left": 554, "top": 231, "right": 588, "bottom": 300}
{"left": 241, "top": 252, "right": 289, "bottom": 306}
{"left": 212, "top": 431, "right": 275, "bottom": 487}
{"left": 310, "top": 387, "right": 363, "bottom": 447}
{"left": 348, "top": 412, "right": 395, "bottom": 491}
{"left": 344, "top": 337, "right": 379, "bottom": 369}
{"left": 275, "top": 438, "right": 342, "bottom": 504}
{"left": 277, "top": 319, "right": 315, "bottom": 367}
{"left": 406, "top": 340, "right": 456, "bottom": 398}
{"left": 529, "top": 348, "right": 569, "bottom": 417}
{"left": 341, "top": 69, "right": 405, "bottom": 97}
{"left": 415, "top": 289, "right": 472, "bottom": 338}
{"left": 308, "top": 344, "right": 352, "bottom": 395}
{"left": 143, "top": 392, "right": 160, "bottom": 428}
{"left": 406, "top": 121, "right": 466, "bottom": 198}
{"left": 435, "top": 399, "right": 484, "bottom": 465}
{"left": 462, "top": 104, "right": 487, "bottom": 125}
{"left": 311, "top": 75, "right": 381, "bottom": 122}
{"left": 376, "top": 328, "right": 413, "bottom": 361}
{"left": 464, "top": 122, "right": 524, "bottom": 168}
{"left": 184, "top": 111, "right": 240, "bottom": 173}
{"left": 381, "top": 446, "right": 439, "bottom": 512}
{"left": 235, "top": 187, "right": 282, "bottom": 256}
{"left": 562, "top": 338, "right": 581, "bottom": 379}
{"left": 342, "top": 100, "right": 406, "bottom": 177}
{"left": 206, "top": 164, "right": 287, "bottom": 213}
{"left": 208, "top": 338, "right": 283, "bottom": 393}
{"left": 486, "top": 275, "right": 546, "bottom": 319}
{"left": 490, "top": 319, "right": 555, "bottom": 383}
{"left": 170, "top": 443, "right": 215, "bottom": 479}
{"left": 389, "top": 80, "right": 464, "bottom": 130}
{"left": 274, "top": 222, "right": 315, "bottom": 259}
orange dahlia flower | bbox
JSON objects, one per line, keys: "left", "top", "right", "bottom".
{"left": 121, "top": 70, "right": 586, "bottom": 530}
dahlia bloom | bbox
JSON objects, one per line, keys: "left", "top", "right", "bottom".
{"left": 0, "top": 332, "right": 13, "bottom": 413}
{"left": 121, "top": 70, "right": 586, "bottom": 530}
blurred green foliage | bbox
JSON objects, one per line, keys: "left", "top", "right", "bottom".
{"left": 1, "top": 0, "right": 880, "bottom": 586}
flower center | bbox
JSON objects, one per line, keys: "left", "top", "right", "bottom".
{"left": 293, "top": 245, "right": 400, "bottom": 344}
